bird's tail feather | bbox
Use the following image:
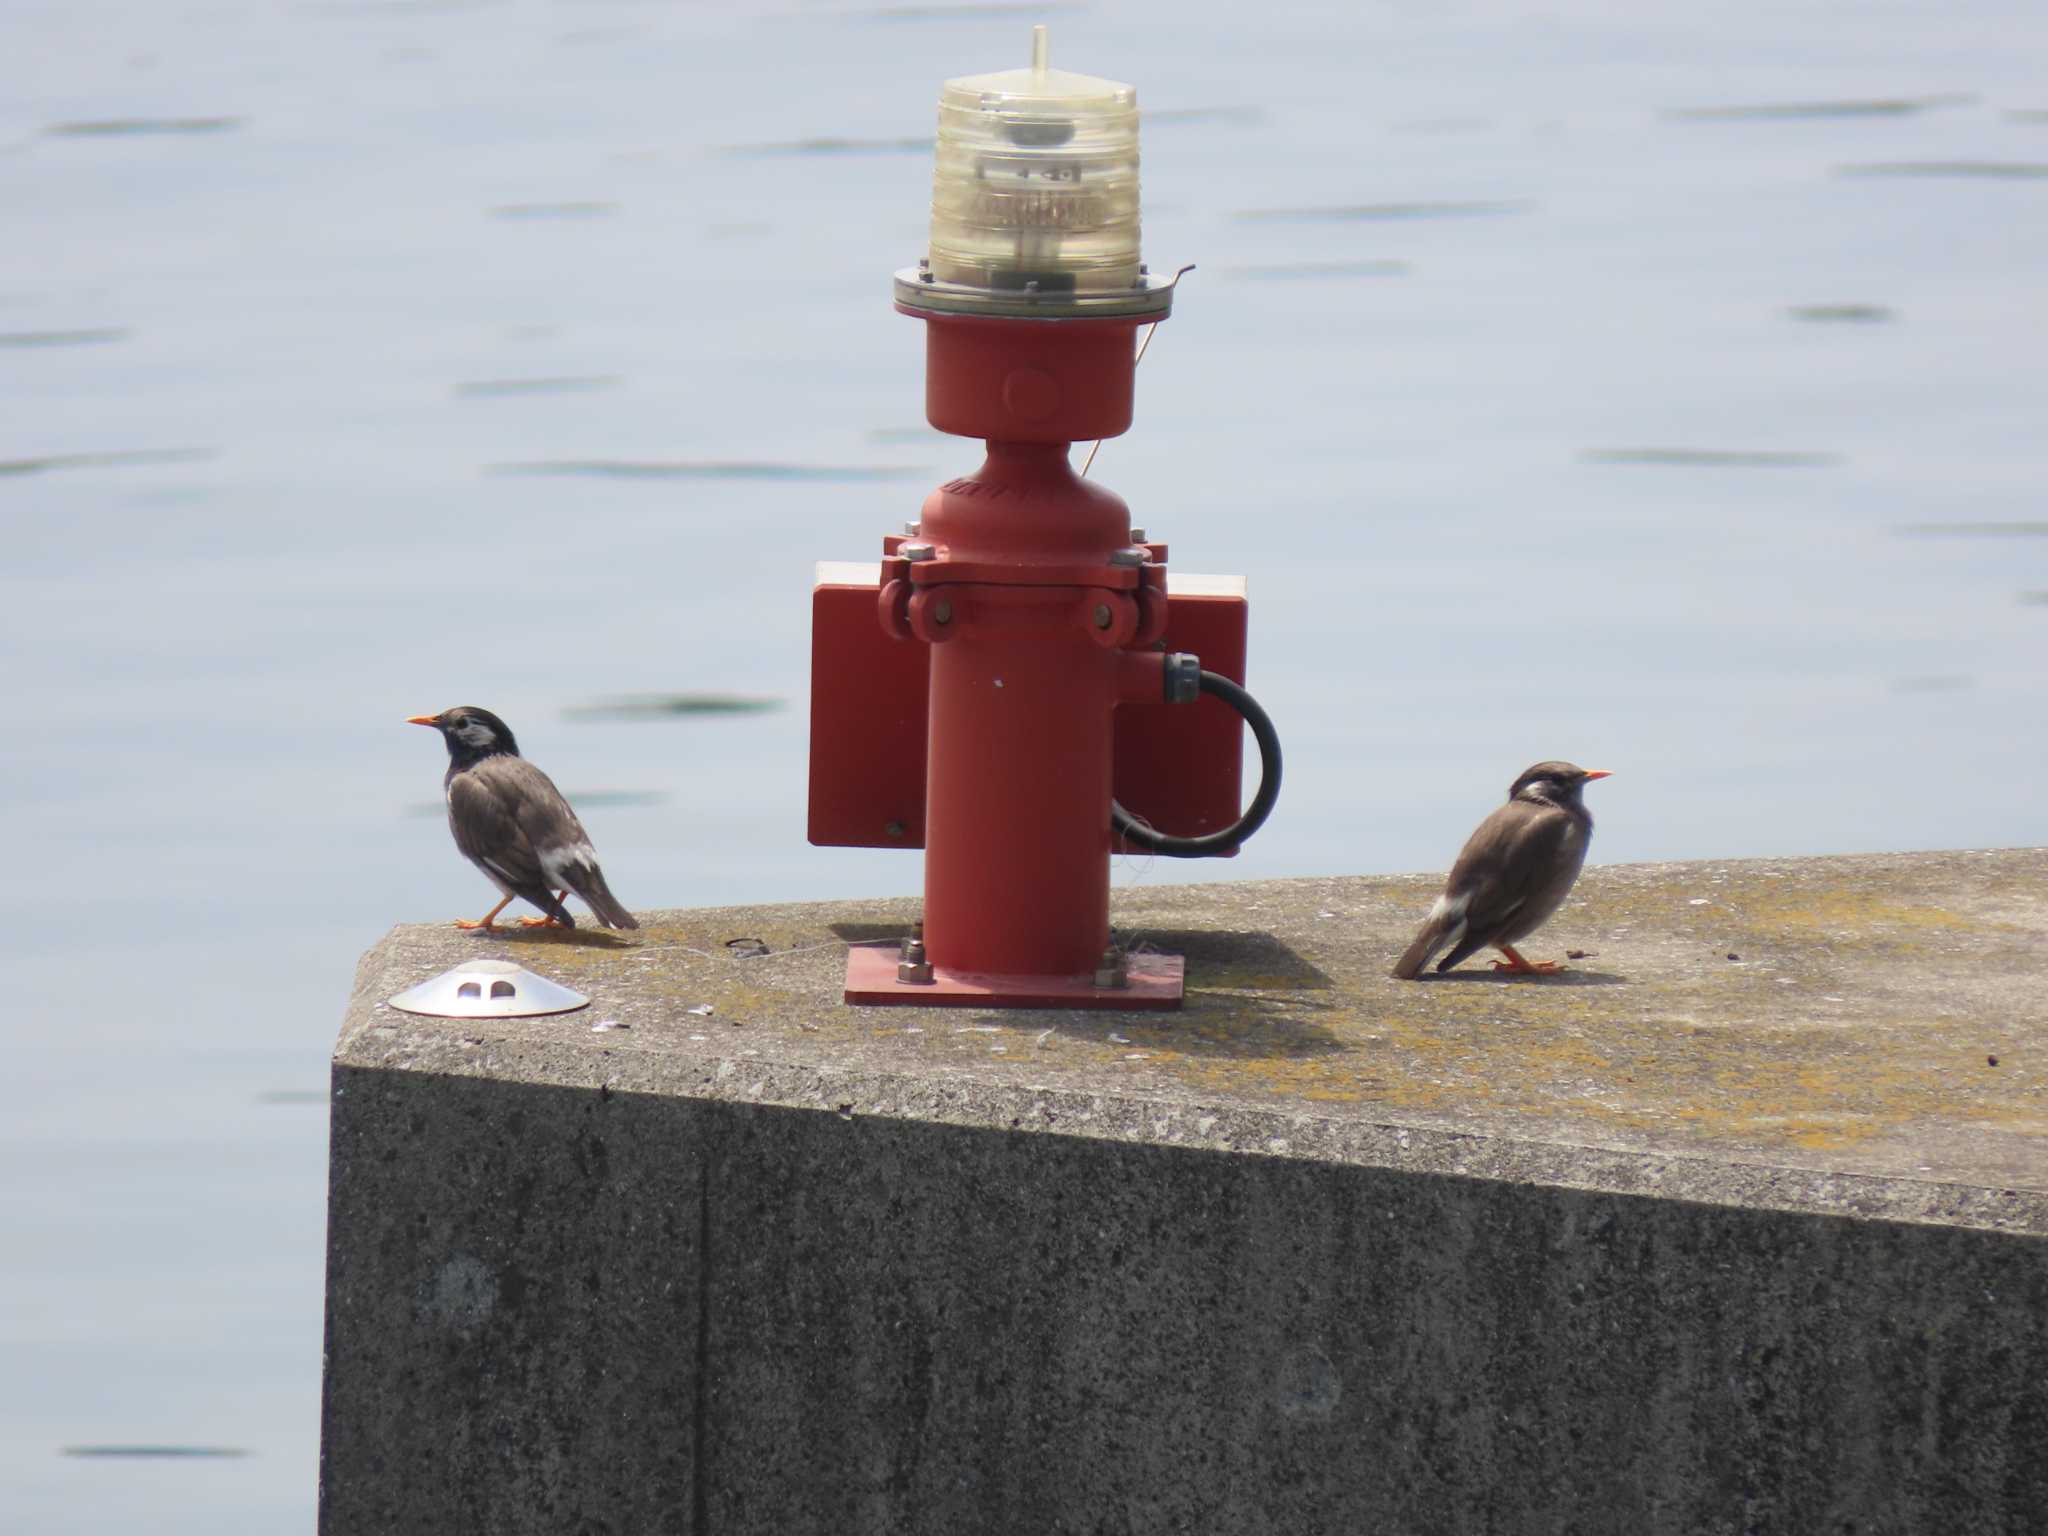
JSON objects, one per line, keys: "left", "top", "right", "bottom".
{"left": 573, "top": 870, "right": 640, "bottom": 930}
{"left": 1391, "top": 921, "right": 1449, "bottom": 980}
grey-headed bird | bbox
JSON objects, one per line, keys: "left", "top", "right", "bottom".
{"left": 1391, "top": 760, "right": 1609, "bottom": 978}
{"left": 408, "top": 706, "right": 639, "bottom": 932}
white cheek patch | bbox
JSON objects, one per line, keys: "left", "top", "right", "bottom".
{"left": 455, "top": 722, "right": 496, "bottom": 749}
{"left": 1428, "top": 891, "right": 1470, "bottom": 924}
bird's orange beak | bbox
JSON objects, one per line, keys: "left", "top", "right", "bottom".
{"left": 1583, "top": 769, "right": 1613, "bottom": 781}
{"left": 406, "top": 714, "right": 441, "bottom": 727}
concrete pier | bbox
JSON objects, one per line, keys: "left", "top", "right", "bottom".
{"left": 319, "top": 850, "right": 2048, "bottom": 1534}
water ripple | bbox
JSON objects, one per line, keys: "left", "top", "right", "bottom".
{"left": 721, "top": 136, "right": 930, "bottom": 157}
{"left": 1786, "top": 304, "right": 1894, "bottom": 323}
{"left": 1584, "top": 448, "right": 1840, "bottom": 468}
{"left": 1896, "top": 521, "right": 2048, "bottom": 538}
{"left": 1148, "top": 106, "right": 1265, "bottom": 127}
{"left": 0, "top": 448, "right": 214, "bottom": 477}
{"left": 454, "top": 375, "right": 620, "bottom": 398}
{"left": 1226, "top": 260, "right": 1409, "bottom": 281}
{"left": 46, "top": 117, "right": 240, "bottom": 137}
{"left": 488, "top": 459, "right": 923, "bottom": 482}
{"left": 488, "top": 201, "right": 619, "bottom": 220}
{"left": 1669, "top": 95, "right": 1972, "bottom": 121}
{"left": 1234, "top": 200, "right": 1524, "bottom": 222}
{"left": 858, "top": 2, "right": 1085, "bottom": 19}
{"left": 1837, "top": 161, "right": 2048, "bottom": 180}
{"left": 0, "top": 328, "right": 130, "bottom": 347}
{"left": 1891, "top": 675, "right": 1975, "bottom": 693}
{"left": 564, "top": 694, "right": 784, "bottom": 721}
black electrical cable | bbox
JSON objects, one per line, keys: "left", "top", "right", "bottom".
{"left": 1111, "top": 670, "right": 1282, "bottom": 857}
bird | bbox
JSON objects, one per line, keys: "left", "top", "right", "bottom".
{"left": 407, "top": 706, "right": 639, "bottom": 933}
{"left": 1391, "top": 760, "right": 1610, "bottom": 979}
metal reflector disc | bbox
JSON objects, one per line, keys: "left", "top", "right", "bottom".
{"left": 387, "top": 959, "right": 590, "bottom": 1019}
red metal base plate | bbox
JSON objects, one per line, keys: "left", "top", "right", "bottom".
{"left": 844, "top": 944, "right": 1184, "bottom": 1010}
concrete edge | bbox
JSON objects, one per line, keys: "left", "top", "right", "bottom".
{"left": 338, "top": 930, "right": 2048, "bottom": 1239}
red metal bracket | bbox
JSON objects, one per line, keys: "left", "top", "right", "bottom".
{"left": 808, "top": 566, "right": 1247, "bottom": 854}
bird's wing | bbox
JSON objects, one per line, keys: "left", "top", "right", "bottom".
{"left": 480, "top": 758, "right": 638, "bottom": 929}
{"left": 447, "top": 766, "right": 549, "bottom": 894}
{"left": 473, "top": 758, "right": 590, "bottom": 868}
{"left": 1443, "top": 799, "right": 1577, "bottom": 945}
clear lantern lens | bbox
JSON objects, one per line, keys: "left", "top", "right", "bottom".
{"left": 924, "top": 28, "right": 1142, "bottom": 303}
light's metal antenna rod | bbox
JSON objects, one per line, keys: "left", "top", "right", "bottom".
{"left": 1079, "top": 325, "right": 1159, "bottom": 478}
{"left": 1079, "top": 264, "right": 1195, "bottom": 477}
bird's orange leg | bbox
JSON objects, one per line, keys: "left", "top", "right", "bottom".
{"left": 1491, "top": 944, "right": 1562, "bottom": 976}
{"left": 519, "top": 891, "right": 572, "bottom": 928}
{"left": 455, "top": 895, "right": 515, "bottom": 931}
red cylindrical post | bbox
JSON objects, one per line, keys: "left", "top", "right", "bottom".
{"left": 834, "top": 297, "right": 1190, "bottom": 1007}
{"left": 922, "top": 583, "right": 1119, "bottom": 974}
{"left": 901, "top": 311, "right": 1155, "bottom": 983}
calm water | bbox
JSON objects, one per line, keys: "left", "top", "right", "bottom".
{"left": 4, "top": 0, "right": 2045, "bottom": 1526}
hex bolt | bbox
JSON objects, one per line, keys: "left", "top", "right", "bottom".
{"left": 1128, "top": 527, "right": 1148, "bottom": 543}
{"left": 898, "top": 938, "right": 935, "bottom": 985}
{"left": 901, "top": 542, "right": 936, "bottom": 562}
{"left": 1093, "top": 603, "right": 1112, "bottom": 629}
{"left": 903, "top": 520, "right": 921, "bottom": 536}
{"left": 1107, "top": 546, "right": 1146, "bottom": 568}
{"left": 1093, "top": 947, "right": 1127, "bottom": 989}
